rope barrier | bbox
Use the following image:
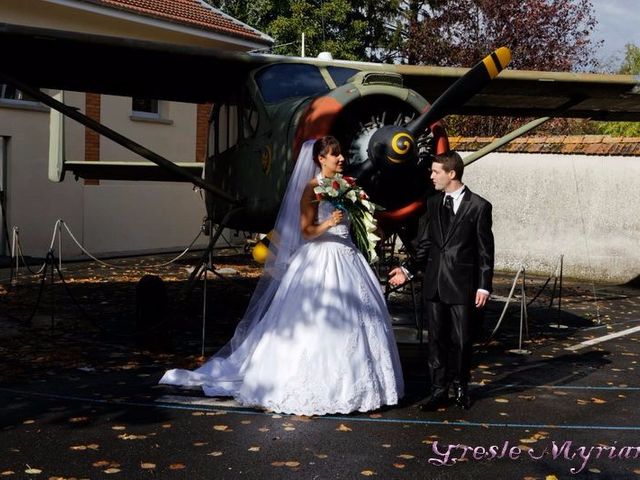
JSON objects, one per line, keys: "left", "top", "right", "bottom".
{"left": 4, "top": 219, "right": 205, "bottom": 284}
{"left": 489, "top": 264, "right": 525, "bottom": 339}
{"left": 59, "top": 220, "right": 203, "bottom": 269}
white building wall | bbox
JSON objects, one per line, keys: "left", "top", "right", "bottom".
{"left": 463, "top": 152, "right": 640, "bottom": 283}
{"left": 0, "top": 96, "right": 208, "bottom": 260}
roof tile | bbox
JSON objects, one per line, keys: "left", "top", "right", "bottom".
{"left": 81, "top": 0, "right": 271, "bottom": 44}
{"left": 451, "top": 135, "right": 640, "bottom": 156}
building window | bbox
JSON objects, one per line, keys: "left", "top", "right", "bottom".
{"left": 132, "top": 97, "right": 160, "bottom": 117}
{"left": 0, "top": 84, "right": 38, "bottom": 103}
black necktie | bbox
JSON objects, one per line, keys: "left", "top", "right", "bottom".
{"left": 442, "top": 195, "right": 454, "bottom": 234}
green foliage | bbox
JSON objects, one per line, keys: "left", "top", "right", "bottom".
{"left": 619, "top": 44, "right": 640, "bottom": 75}
{"left": 205, "top": 0, "right": 400, "bottom": 61}
{"left": 595, "top": 43, "right": 640, "bottom": 137}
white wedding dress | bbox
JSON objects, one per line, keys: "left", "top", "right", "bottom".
{"left": 160, "top": 145, "right": 403, "bottom": 416}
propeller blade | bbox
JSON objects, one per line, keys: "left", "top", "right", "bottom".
{"left": 407, "top": 47, "right": 511, "bottom": 136}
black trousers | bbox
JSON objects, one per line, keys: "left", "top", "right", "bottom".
{"left": 425, "top": 299, "right": 474, "bottom": 390}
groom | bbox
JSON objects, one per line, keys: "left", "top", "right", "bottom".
{"left": 389, "top": 150, "right": 494, "bottom": 411}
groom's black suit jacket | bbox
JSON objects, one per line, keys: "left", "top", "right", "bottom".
{"left": 408, "top": 188, "right": 494, "bottom": 305}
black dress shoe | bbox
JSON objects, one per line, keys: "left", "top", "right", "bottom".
{"left": 418, "top": 389, "right": 449, "bottom": 411}
{"left": 454, "top": 384, "right": 471, "bottom": 410}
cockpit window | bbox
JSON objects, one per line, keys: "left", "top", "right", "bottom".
{"left": 255, "top": 64, "right": 329, "bottom": 103}
{"left": 327, "top": 67, "right": 359, "bottom": 86}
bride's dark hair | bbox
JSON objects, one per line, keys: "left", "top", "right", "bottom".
{"left": 312, "top": 135, "right": 341, "bottom": 166}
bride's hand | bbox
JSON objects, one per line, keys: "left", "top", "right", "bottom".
{"left": 329, "top": 210, "right": 344, "bottom": 226}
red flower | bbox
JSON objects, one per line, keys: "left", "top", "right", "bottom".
{"left": 316, "top": 193, "right": 323, "bottom": 201}
{"left": 332, "top": 180, "right": 340, "bottom": 190}
{"left": 344, "top": 176, "right": 356, "bottom": 185}
{"left": 359, "top": 191, "right": 369, "bottom": 200}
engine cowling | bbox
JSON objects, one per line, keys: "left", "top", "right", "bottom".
{"left": 292, "top": 75, "right": 448, "bottom": 230}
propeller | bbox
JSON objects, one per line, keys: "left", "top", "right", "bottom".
{"left": 355, "top": 47, "right": 512, "bottom": 210}
{"left": 367, "top": 47, "right": 511, "bottom": 171}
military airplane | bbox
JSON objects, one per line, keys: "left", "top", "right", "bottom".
{"left": 2, "top": 22, "right": 640, "bottom": 251}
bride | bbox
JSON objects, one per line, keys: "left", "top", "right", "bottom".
{"left": 160, "top": 136, "right": 404, "bottom": 416}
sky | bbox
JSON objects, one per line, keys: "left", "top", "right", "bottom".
{"left": 591, "top": 0, "right": 640, "bottom": 71}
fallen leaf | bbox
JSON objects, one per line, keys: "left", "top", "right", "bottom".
{"left": 397, "top": 454, "right": 414, "bottom": 459}
{"left": 118, "top": 433, "right": 147, "bottom": 440}
{"left": 336, "top": 424, "right": 352, "bottom": 432}
{"left": 0, "top": 472, "right": 14, "bottom": 476}
{"left": 68, "top": 417, "right": 89, "bottom": 423}
{"left": 284, "top": 427, "right": 296, "bottom": 431}
{"left": 24, "top": 469, "right": 42, "bottom": 475}
{"left": 193, "top": 442, "right": 207, "bottom": 447}
{"left": 361, "top": 470, "right": 376, "bottom": 476}
{"left": 87, "top": 444, "right": 99, "bottom": 450}
{"left": 162, "top": 424, "right": 172, "bottom": 429}
{"left": 23, "top": 420, "right": 35, "bottom": 424}
{"left": 103, "top": 468, "right": 121, "bottom": 474}
{"left": 140, "top": 463, "right": 156, "bottom": 469}
{"left": 241, "top": 420, "right": 252, "bottom": 425}
{"left": 518, "top": 395, "right": 536, "bottom": 401}
{"left": 546, "top": 475, "right": 559, "bottom": 480}
{"left": 315, "top": 454, "right": 328, "bottom": 459}
{"left": 111, "top": 426, "right": 126, "bottom": 431}
{"left": 258, "top": 427, "right": 270, "bottom": 432}
{"left": 494, "top": 398, "right": 509, "bottom": 403}
{"left": 169, "top": 463, "right": 186, "bottom": 470}
{"left": 271, "top": 462, "right": 285, "bottom": 467}
{"left": 70, "top": 445, "right": 87, "bottom": 450}
{"left": 382, "top": 444, "right": 392, "bottom": 448}
{"left": 393, "top": 463, "right": 406, "bottom": 469}
{"left": 285, "top": 462, "right": 300, "bottom": 467}
{"left": 248, "top": 447, "right": 261, "bottom": 452}
{"left": 519, "top": 438, "right": 538, "bottom": 444}
{"left": 591, "top": 398, "right": 607, "bottom": 404}
{"left": 369, "top": 414, "right": 382, "bottom": 418}
{"left": 213, "top": 425, "right": 229, "bottom": 432}
{"left": 92, "top": 461, "right": 111, "bottom": 468}
{"left": 588, "top": 469, "right": 601, "bottom": 473}
{"left": 208, "top": 451, "right": 223, "bottom": 457}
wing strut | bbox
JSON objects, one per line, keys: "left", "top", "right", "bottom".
{"left": 0, "top": 72, "right": 242, "bottom": 206}
{"left": 462, "top": 97, "right": 587, "bottom": 166}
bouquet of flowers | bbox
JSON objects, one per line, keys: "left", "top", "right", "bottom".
{"left": 313, "top": 174, "right": 381, "bottom": 264}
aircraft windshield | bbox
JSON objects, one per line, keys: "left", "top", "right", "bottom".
{"left": 255, "top": 64, "right": 330, "bottom": 103}
{"left": 327, "top": 66, "right": 359, "bottom": 86}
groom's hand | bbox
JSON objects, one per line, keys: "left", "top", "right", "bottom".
{"left": 475, "top": 290, "right": 489, "bottom": 308}
{"left": 388, "top": 267, "right": 408, "bottom": 287}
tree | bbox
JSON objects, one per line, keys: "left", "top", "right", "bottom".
{"left": 206, "top": 0, "right": 401, "bottom": 61}
{"left": 596, "top": 44, "right": 640, "bottom": 137}
{"left": 401, "top": 0, "right": 602, "bottom": 136}
{"left": 403, "top": 0, "right": 600, "bottom": 71}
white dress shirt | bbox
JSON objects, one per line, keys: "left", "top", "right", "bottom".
{"left": 443, "top": 184, "right": 466, "bottom": 214}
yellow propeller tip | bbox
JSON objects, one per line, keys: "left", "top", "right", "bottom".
{"left": 495, "top": 47, "right": 512, "bottom": 69}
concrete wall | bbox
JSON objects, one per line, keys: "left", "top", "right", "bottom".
{"left": 463, "top": 152, "right": 640, "bottom": 283}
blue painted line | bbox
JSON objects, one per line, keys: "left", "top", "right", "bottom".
{"left": 2, "top": 386, "right": 640, "bottom": 432}
{"left": 471, "top": 383, "right": 640, "bottom": 391}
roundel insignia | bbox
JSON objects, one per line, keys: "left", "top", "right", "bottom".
{"left": 387, "top": 132, "right": 414, "bottom": 164}
{"left": 261, "top": 145, "right": 272, "bottom": 174}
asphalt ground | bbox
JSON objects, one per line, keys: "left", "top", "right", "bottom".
{"left": 1, "top": 250, "right": 640, "bottom": 479}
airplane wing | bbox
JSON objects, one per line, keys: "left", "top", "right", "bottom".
{"left": 3, "top": 22, "right": 640, "bottom": 121}
{"left": 2, "top": 22, "right": 639, "bottom": 191}
{"left": 0, "top": 22, "right": 277, "bottom": 104}
{"left": 397, "top": 66, "right": 640, "bottom": 121}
